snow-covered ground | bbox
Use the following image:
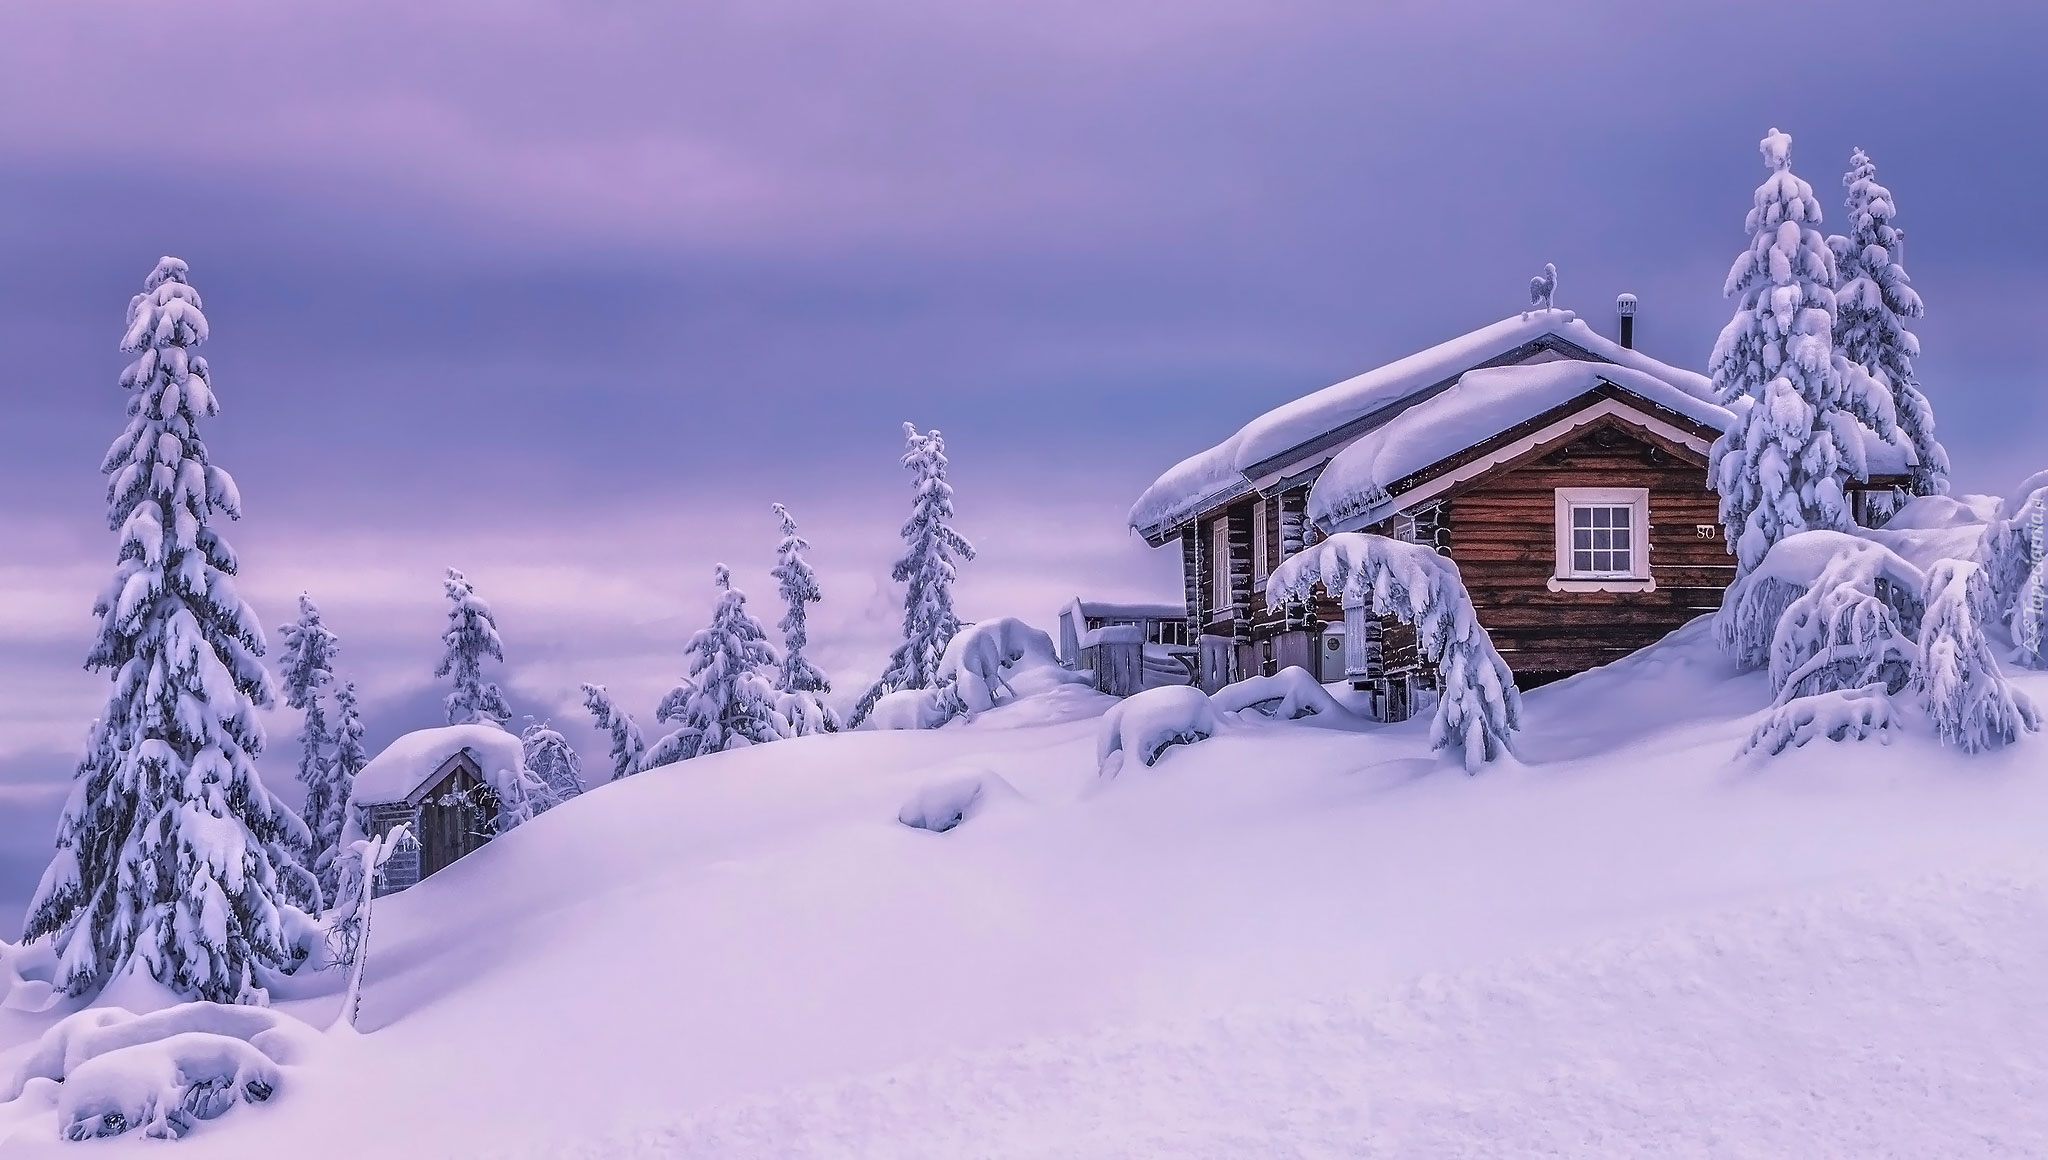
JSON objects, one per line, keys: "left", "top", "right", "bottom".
{"left": 4, "top": 621, "right": 2048, "bottom": 1156}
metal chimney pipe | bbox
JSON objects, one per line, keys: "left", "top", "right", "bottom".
{"left": 1615, "top": 292, "right": 1638, "bottom": 349}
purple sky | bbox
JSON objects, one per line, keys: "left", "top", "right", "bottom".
{"left": 3, "top": 0, "right": 2044, "bottom": 928}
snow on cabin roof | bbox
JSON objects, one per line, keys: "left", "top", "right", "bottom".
{"left": 1064, "top": 598, "right": 1186, "bottom": 621}
{"left": 351, "top": 723, "right": 526, "bottom": 807}
{"left": 1306, "top": 361, "right": 1734, "bottom": 530}
{"left": 1128, "top": 309, "right": 1714, "bottom": 538}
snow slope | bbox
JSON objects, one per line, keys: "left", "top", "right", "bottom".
{"left": 3, "top": 621, "right": 2048, "bottom": 1156}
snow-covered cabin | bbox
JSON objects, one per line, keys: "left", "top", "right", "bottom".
{"left": 1056, "top": 599, "right": 1200, "bottom": 695}
{"left": 350, "top": 724, "right": 526, "bottom": 896}
{"left": 1130, "top": 300, "right": 1913, "bottom": 703}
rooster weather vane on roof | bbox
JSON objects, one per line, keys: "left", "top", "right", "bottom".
{"left": 1525, "top": 262, "right": 1558, "bottom": 317}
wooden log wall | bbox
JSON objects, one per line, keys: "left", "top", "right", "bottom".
{"left": 1445, "top": 427, "right": 1732, "bottom": 678}
{"left": 1227, "top": 502, "right": 1255, "bottom": 642}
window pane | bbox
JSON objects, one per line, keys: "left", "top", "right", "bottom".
{"left": 1574, "top": 550, "right": 1592, "bottom": 571}
{"left": 1574, "top": 507, "right": 1593, "bottom": 528}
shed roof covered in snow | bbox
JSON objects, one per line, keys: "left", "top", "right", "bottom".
{"left": 351, "top": 723, "right": 527, "bottom": 807}
{"left": 1065, "top": 599, "right": 1186, "bottom": 621}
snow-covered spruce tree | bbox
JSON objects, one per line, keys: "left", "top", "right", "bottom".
{"left": 1829, "top": 148, "right": 1949, "bottom": 505}
{"left": 579, "top": 682, "right": 648, "bottom": 780}
{"left": 1915, "top": 559, "right": 2039, "bottom": 752}
{"left": 850, "top": 424, "right": 977, "bottom": 726}
{"left": 277, "top": 593, "right": 347, "bottom": 903}
{"left": 647, "top": 566, "right": 789, "bottom": 765}
{"left": 520, "top": 720, "right": 585, "bottom": 809}
{"left": 1708, "top": 128, "right": 1898, "bottom": 577}
{"left": 23, "top": 256, "right": 316, "bottom": 1004}
{"left": 319, "top": 680, "right": 371, "bottom": 902}
{"left": 651, "top": 568, "right": 785, "bottom": 763}
{"left": 436, "top": 567, "right": 513, "bottom": 726}
{"left": 769, "top": 503, "right": 841, "bottom": 734}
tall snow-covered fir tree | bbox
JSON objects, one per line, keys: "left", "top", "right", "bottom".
{"left": 320, "top": 680, "right": 371, "bottom": 902}
{"left": 770, "top": 503, "right": 830, "bottom": 694}
{"left": 520, "top": 720, "right": 585, "bottom": 809}
{"left": 277, "top": 593, "right": 347, "bottom": 910}
{"left": 1707, "top": 128, "right": 1898, "bottom": 577}
{"left": 23, "top": 256, "right": 315, "bottom": 1004}
{"left": 580, "top": 683, "right": 648, "bottom": 780}
{"left": 1828, "top": 147, "right": 1950, "bottom": 502}
{"left": 436, "top": 568, "right": 513, "bottom": 726}
{"left": 851, "top": 424, "right": 977, "bottom": 725}
{"left": 769, "top": 503, "right": 841, "bottom": 734}
{"left": 647, "top": 566, "right": 787, "bottom": 765}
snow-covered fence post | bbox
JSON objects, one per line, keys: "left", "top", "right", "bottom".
{"left": 1267, "top": 533, "right": 1521, "bottom": 771}
{"left": 331, "top": 824, "right": 416, "bottom": 1034}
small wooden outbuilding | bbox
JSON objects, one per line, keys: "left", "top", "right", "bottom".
{"left": 350, "top": 724, "right": 525, "bottom": 896}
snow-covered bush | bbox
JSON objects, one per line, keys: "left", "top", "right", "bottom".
{"left": 1727, "top": 532, "right": 1925, "bottom": 699}
{"left": 25, "top": 256, "right": 316, "bottom": 1005}
{"left": 896, "top": 771, "right": 1022, "bottom": 833}
{"left": 852, "top": 424, "right": 977, "bottom": 726}
{"left": 860, "top": 618, "right": 1091, "bottom": 731}
{"left": 521, "top": 721, "right": 585, "bottom": 809}
{"left": 1098, "top": 686, "right": 1223, "bottom": 776}
{"left": 1724, "top": 528, "right": 2039, "bottom": 757}
{"left": 1708, "top": 128, "right": 1897, "bottom": 575}
{"left": 1267, "top": 533, "right": 1520, "bottom": 771}
{"left": 1742, "top": 683, "right": 1899, "bottom": 757}
{"left": 437, "top": 568, "right": 514, "bottom": 726}
{"left": 11, "top": 1001, "right": 311, "bottom": 1140}
{"left": 1211, "top": 667, "right": 1355, "bottom": 722}
{"left": 1916, "top": 560, "right": 2039, "bottom": 752}
{"left": 1977, "top": 471, "right": 2048, "bottom": 668}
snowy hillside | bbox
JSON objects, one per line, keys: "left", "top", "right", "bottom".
{"left": 3, "top": 619, "right": 2046, "bottom": 1156}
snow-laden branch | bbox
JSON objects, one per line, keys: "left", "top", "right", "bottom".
{"left": 1267, "top": 533, "right": 1520, "bottom": 771}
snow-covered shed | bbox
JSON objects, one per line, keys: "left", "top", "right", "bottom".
{"left": 1129, "top": 298, "right": 1915, "bottom": 700}
{"left": 350, "top": 724, "right": 526, "bottom": 895}
{"left": 1056, "top": 599, "right": 1199, "bottom": 696}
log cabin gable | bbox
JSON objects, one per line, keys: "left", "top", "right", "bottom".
{"left": 1319, "top": 382, "right": 1721, "bottom": 537}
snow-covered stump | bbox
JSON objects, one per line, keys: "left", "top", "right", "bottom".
{"left": 1097, "top": 686, "right": 1223, "bottom": 776}
{"left": 1266, "top": 533, "right": 1520, "bottom": 772}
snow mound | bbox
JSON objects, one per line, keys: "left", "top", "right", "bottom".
{"left": 896, "top": 771, "right": 1022, "bottom": 834}
{"left": 1210, "top": 667, "right": 1360, "bottom": 724}
{"left": 1881, "top": 494, "right": 1988, "bottom": 531}
{"left": 350, "top": 722, "right": 526, "bottom": 806}
{"left": 865, "top": 619, "right": 1093, "bottom": 731}
{"left": 1098, "top": 686, "right": 1223, "bottom": 775}
{"left": 8, "top": 1002, "right": 311, "bottom": 1141}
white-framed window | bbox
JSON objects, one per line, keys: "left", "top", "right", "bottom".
{"left": 1549, "top": 487, "right": 1655, "bottom": 593}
